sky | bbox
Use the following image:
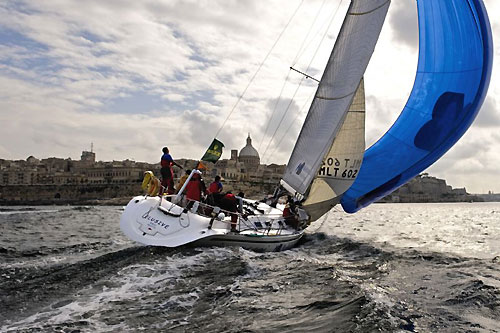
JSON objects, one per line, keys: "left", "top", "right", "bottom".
{"left": 0, "top": 0, "right": 499, "bottom": 193}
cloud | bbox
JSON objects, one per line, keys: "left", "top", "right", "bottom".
{"left": 474, "top": 96, "right": 500, "bottom": 128}
{"left": 257, "top": 97, "right": 305, "bottom": 163}
{"left": 425, "top": 126, "right": 500, "bottom": 192}
{"left": 1, "top": 0, "right": 499, "bottom": 193}
{"left": 364, "top": 95, "right": 404, "bottom": 147}
{"left": 388, "top": 0, "right": 418, "bottom": 50}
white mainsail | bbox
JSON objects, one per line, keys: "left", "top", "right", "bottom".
{"left": 281, "top": 0, "right": 390, "bottom": 196}
{"left": 303, "top": 78, "right": 365, "bottom": 221}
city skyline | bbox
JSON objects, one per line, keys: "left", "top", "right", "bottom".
{"left": 1, "top": 0, "right": 500, "bottom": 193}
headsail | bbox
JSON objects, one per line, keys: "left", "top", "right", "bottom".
{"left": 302, "top": 78, "right": 365, "bottom": 221}
{"left": 341, "top": 0, "right": 493, "bottom": 213}
{"left": 281, "top": 0, "right": 390, "bottom": 196}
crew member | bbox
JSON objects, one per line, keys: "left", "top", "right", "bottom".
{"left": 185, "top": 173, "right": 206, "bottom": 203}
{"left": 160, "top": 147, "right": 182, "bottom": 194}
{"left": 176, "top": 169, "right": 191, "bottom": 193}
{"left": 283, "top": 195, "right": 299, "bottom": 229}
{"left": 220, "top": 191, "right": 238, "bottom": 232}
{"left": 208, "top": 175, "right": 223, "bottom": 194}
{"left": 207, "top": 175, "right": 223, "bottom": 206}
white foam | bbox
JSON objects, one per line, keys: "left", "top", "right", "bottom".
{"left": 1, "top": 248, "right": 236, "bottom": 331}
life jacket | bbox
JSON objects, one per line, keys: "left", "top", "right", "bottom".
{"left": 283, "top": 204, "right": 299, "bottom": 228}
{"left": 161, "top": 153, "right": 173, "bottom": 168}
{"left": 283, "top": 206, "right": 292, "bottom": 218}
{"left": 208, "top": 181, "right": 222, "bottom": 194}
{"left": 224, "top": 193, "right": 236, "bottom": 201}
{"left": 177, "top": 175, "right": 189, "bottom": 190}
{"left": 220, "top": 193, "right": 237, "bottom": 212}
{"left": 185, "top": 175, "right": 203, "bottom": 201}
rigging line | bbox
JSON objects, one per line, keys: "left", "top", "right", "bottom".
{"left": 292, "top": 0, "right": 337, "bottom": 67}
{"left": 265, "top": 90, "right": 315, "bottom": 163}
{"left": 261, "top": 0, "right": 343, "bottom": 162}
{"left": 258, "top": 0, "right": 330, "bottom": 153}
{"left": 260, "top": 74, "right": 306, "bottom": 163}
{"left": 260, "top": 0, "right": 343, "bottom": 163}
{"left": 257, "top": 69, "right": 292, "bottom": 153}
{"left": 212, "top": 0, "right": 305, "bottom": 140}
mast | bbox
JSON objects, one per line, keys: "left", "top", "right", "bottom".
{"left": 281, "top": 0, "right": 390, "bottom": 197}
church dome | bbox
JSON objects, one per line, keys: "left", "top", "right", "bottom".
{"left": 239, "top": 134, "right": 259, "bottom": 158}
{"left": 239, "top": 134, "right": 260, "bottom": 172}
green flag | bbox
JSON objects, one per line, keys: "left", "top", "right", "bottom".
{"left": 201, "top": 139, "right": 224, "bottom": 163}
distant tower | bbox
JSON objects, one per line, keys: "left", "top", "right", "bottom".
{"left": 231, "top": 150, "right": 238, "bottom": 161}
{"left": 239, "top": 133, "right": 260, "bottom": 172}
{"left": 81, "top": 143, "right": 96, "bottom": 164}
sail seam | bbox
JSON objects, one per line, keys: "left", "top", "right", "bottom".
{"left": 349, "top": 0, "right": 390, "bottom": 16}
{"left": 417, "top": 67, "right": 482, "bottom": 74}
{"left": 316, "top": 91, "right": 355, "bottom": 101}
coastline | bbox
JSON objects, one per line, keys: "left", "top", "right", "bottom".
{"left": 0, "top": 197, "right": 132, "bottom": 206}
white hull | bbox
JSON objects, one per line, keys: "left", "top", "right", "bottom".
{"left": 193, "top": 232, "right": 303, "bottom": 252}
{"left": 120, "top": 195, "right": 304, "bottom": 252}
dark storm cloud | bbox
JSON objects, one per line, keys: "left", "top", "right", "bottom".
{"left": 389, "top": 0, "right": 418, "bottom": 50}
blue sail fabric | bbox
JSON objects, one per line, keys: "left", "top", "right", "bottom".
{"left": 341, "top": 0, "right": 493, "bottom": 213}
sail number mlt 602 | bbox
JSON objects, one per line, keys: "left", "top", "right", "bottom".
{"left": 318, "top": 157, "right": 361, "bottom": 179}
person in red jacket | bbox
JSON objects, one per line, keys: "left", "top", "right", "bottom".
{"left": 220, "top": 192, "right": 238, "bottom": 232}
{"left": 208, "top": 175, "right": 223, "bottom": 194}
{"left": 185, "top": 173, "right": 206, "bottom": 203}
{"left": 207, "top": 175, "right": 223, "bottom": 206}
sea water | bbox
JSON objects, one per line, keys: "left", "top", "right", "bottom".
{"left": 0, "top": 203, "right": 499, "bottom": 332}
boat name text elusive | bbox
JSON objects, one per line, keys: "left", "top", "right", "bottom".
{"left": 141, "top": 210, "right": 170, "bottom": 230}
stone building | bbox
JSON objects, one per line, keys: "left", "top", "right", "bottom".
{"left": 80, "top": 150, "right": 96, "bottom": 166}
{"left": 214, "top": 157, "right": 246, "bottom": 181}
{"left": 0, "top": 144, "right": 486, "bottom": 204}
{"left": 238, "top": 134, "right": 260, "bottom": 172}
{"left": 0, "top": 152, "right": 152, "bottom": 186}
{"left": 383, "top": 173, "right": 480, "bottom": 203}
{"left": 210, "top": 134, "right": 284, "bottom": 185}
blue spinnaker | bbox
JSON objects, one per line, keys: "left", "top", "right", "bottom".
{"left": 341, "top": 0, "right": 493, "bottom": 213}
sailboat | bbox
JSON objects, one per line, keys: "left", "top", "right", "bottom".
{"left": 120, "top": 0, "right": 492, "bottom": 251}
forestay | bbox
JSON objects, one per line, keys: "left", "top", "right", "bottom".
{"left": 281, "top": 0, "right": 390, "bottom": 196}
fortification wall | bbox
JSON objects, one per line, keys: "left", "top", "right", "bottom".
{"left": 0, "top": 184, "right": 142, "bottom": 205}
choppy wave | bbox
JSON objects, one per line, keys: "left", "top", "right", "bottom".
{"left": 0, "top": 208, "right": 63, "bottom": 215}
{"left": 0, "top": 203, "right": 499, "bottom": 332}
